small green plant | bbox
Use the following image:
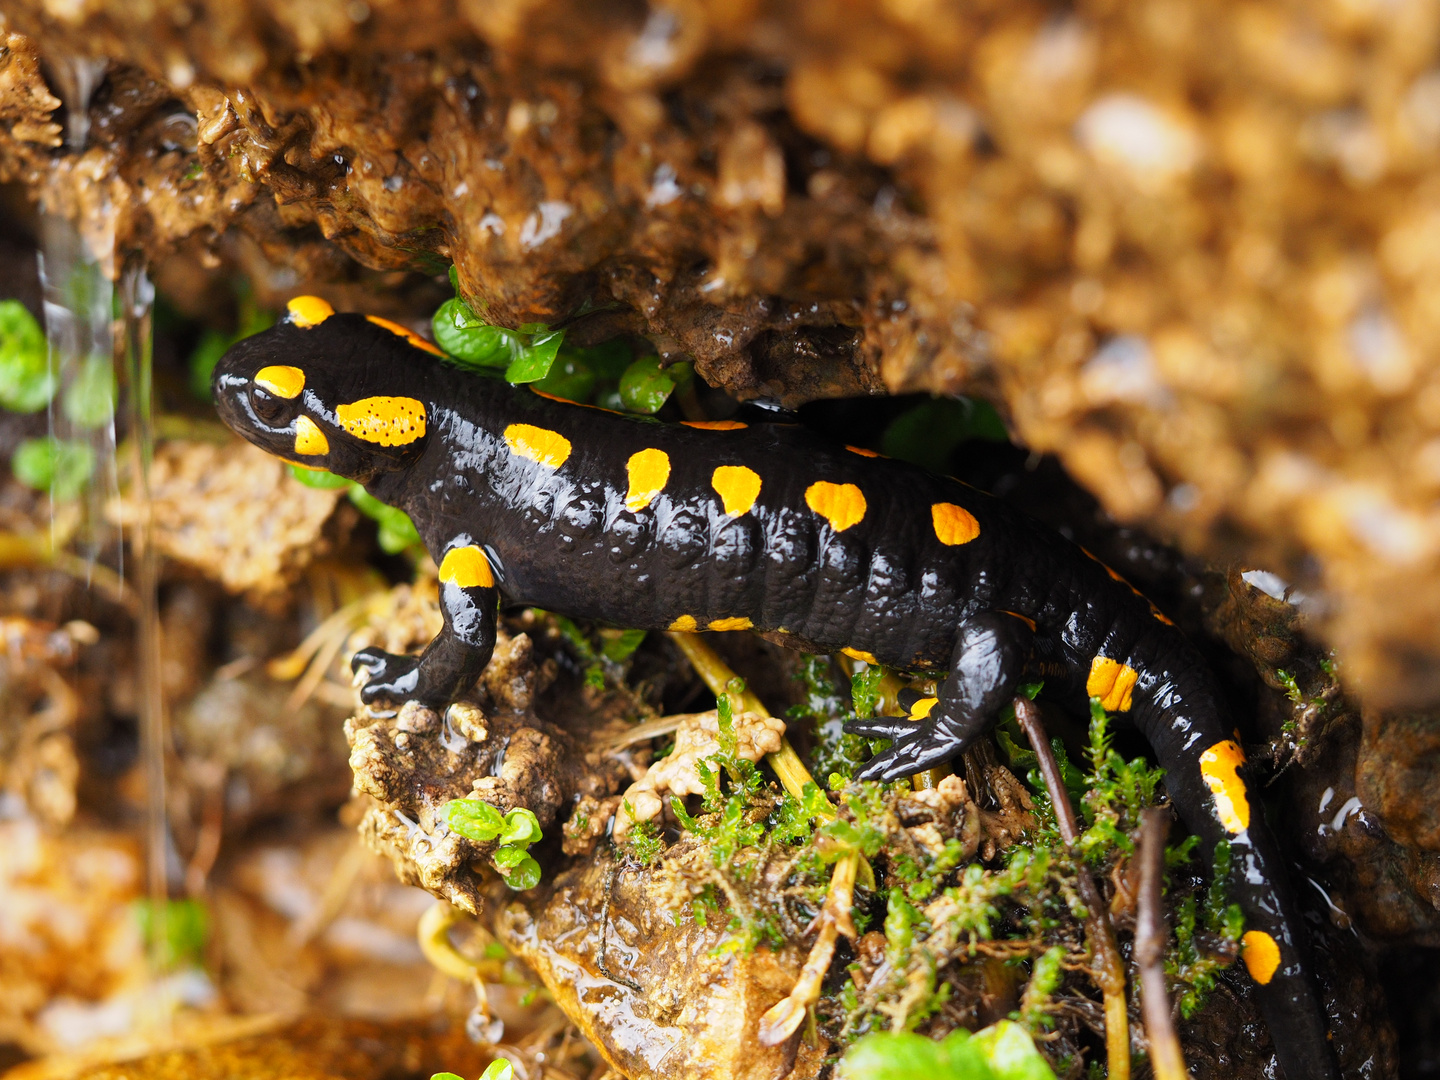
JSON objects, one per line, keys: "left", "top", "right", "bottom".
{"left": 132, "top": 897, "right": 209, "bottom": 970}
{"left": 1168, "top": 839, "right": 1245, "bottom": 1017}
{"left": 444, "top": 799, "right": 544, "bottom": 890}
{"left": 1077, "top": 698, "right": 1167, "bottom": 862}
{"left": 431, "top": 1061, "right": 514, "bottom": 1080}
{"left": 837, "top": 1021, "right": 1057, "bottom": 1080}
{"left": 12, "top": 436, "right": 95, "bottom": 500}
{"left": 432, "top": 268, "right": 565, "bottom": 383}
{"left": 547, "top": 613, "right": 646, "bottom": 690}
{"left": 0, "top": 300, "right": 52, "bottom": 413}
{"left": 1017, "top": 945, "right": 1065, "bottom": 1033}
{"left": 880, "top": 396, "right": 1010, "bottom": 473}
{"left": 288, "top": 464, "right": 422, "bottom": 554}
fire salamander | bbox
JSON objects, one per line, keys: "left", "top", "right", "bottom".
{"left": 215, "top": 296, "right": 1337, "bottom": 1079}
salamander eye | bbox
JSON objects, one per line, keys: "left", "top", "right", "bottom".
{"left": 250, "top": 386, "right": 288, "bottom": 424}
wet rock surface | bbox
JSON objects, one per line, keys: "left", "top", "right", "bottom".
{"left": 6, "top": 0, "right": 1440, "bottom": 702}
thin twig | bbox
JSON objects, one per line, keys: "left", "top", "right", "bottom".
{"left": 1014, "top": 696, "right": 1130, "bottom": 1080}
{"left": 1137, "top": 807, "right": 1189, "bottom": 1080}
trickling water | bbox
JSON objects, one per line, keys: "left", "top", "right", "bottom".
{"left": 38, "top": 57, "right": 174, "bottom": 1026}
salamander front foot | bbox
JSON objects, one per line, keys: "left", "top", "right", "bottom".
{"left": 351, "top": 647, "right": 423, "bottom": 706}
{"left": 844, "top": 711, "right": 966, "bottom": 782}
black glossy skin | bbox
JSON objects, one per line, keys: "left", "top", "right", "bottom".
{"left": 214, "top": 309, "right": 1337, "bottom": 1079}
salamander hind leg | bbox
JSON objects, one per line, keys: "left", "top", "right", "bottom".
{"left": 845, "top": 612, "right": 1034, "bottom": 782}
{"left": 351, "top": 536, "right": 499, "bottom": 708}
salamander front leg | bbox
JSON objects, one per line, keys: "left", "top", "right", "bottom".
{"left": 845, "top": 612, "right": 1034, "bottom": 782}
{"left": 351, "top": 537, "right": 498, "bottom": 708}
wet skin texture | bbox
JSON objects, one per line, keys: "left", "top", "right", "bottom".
{"left": 215, "top": 300, "right": 1336, "bottom": 1080}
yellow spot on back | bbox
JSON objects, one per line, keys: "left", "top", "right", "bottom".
{"left": 711, "top": 465, "right": 762, "bottom": 517}
{"left": 1199, "top": 739, "right": 1251, "bottom": 834}
{"left": 438, "top": 545, "right": 494, "bottom": 589}
{"left": 1241, "top": 930, "right": 1281, "bottom": 985}
{"left": 1086, "top": 655, "right": 1139, "bottom": 712}
{"left": 684, "top": 419, "right": 747, "bottom": 431}
{"left": 336, "top": 396, "right": 427, "bottom": 446}
{"left": 931, "top": 502, "right": 981, "bottom": 546}
{"left": 845, "top": 445, "right": 880, "bottom": 457}
{"left": 669, "top": 615, "right": 698, "bottom": 632}
{"left": 842, "top": 647, "right": 878, "bottom": 664}
{"left": 909, "top": 697, "right": 939, "bottom": 719}
{"left": 366, "top": 314, "right": 445, "bottom": 356}
{"left": 293, "top": 415, "right": 329, "bottom": 456}
{"left": 625, "top": 448, "right": 671, "bottom": 511}
{"left": 287, "top": 295, "right": 334, "bottom": 327}
{"left": 805, "top": 481, "right": 867, "bottom": 532}
{"left": 504, "top": 423, "right": 571, "bottom": 468}
{"left": 708, "top": 616, "right": 753, "bottom": 631}
{"left": 255, "top": 365, "right": 305, "bottom": 398}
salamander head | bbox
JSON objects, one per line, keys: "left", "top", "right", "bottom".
{"left": 212, "top": 296, "right": 435, "bottom": 484}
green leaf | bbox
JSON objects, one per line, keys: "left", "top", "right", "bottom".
{"left": 500, "top": 854, "right": 541, "bottom": 890}
{"left": 12, "top": 437, "right": 94, "bottom": 500}
{"left": 445, "top": 798, "right": 506, "bottom": 842}
{"left": 432, "top": 298, "right": 509, "bottom": 366}
{"left": 348, "top": 486, "right": 422, "bottom": 552}
{"left": 480, "top": 1062, "right": 514, "bottom": 1080}
{"left": 618, "top": 355, "right": 683, "bottom": 414}
{"left": 62, "top": 354, "right": 115, "bottom": 429}
{"left": 503, "top": 327, "right": 564, "bottom": 383}
{"left": 969, "top": 1021, "right": 1058, "bottom": 1080}
{"left": 492, "top": 845, "right": 528, "bottom": 869}
{"left": 837, "top": 1030, "right": 995, "bottom": 1080}
{"left": 532, "top": 350, "right": 595, "bottom": 402}
{"left": 881, "top": 396, "right": 1010, "bottom": 472}
{"left": 132, "top": 897, "right": 210, "bottom": 969}
{"left": 499, "top": 807, "right": 543, "bottom": 848}
{"left": 188, "top": 329, "right": 231, "bottom": 401}
{"left": 288, "top": 463, "right": 351, "bottom": 489}
{"left": 429, "top": 1074, "right": 466, "bottom": 1080}
{"left": 0, "top": 299, "right": 54, "bottom": 413}
{"left": 600, "top": 628, "right": 646, "bottom": 662}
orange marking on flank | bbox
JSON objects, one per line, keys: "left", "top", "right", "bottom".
{"left": 707, "top": 616, "right": 753, "bottom": 631}
{"left": 336, "top": 396, "right": 427, "bottom": 446}
{"left": 286, "top": 295, "right": 334, "bottom": 327}
{"left": 1199, "top": 739, "right": 1251, "bottom": 834}
{"left": 1241, "top": 930, "right": 1281, "bottom": 985}
{"left": 931, "top": 502, "right": 981, "bottom": 546}
{"left": 683, "top": 419, "right": 747, "bottom": 431}
{"left": 1000, "top": 610, "right": 1037, "bottom": 632}
{"left": 1086, "top": 655, "right": 1139, "bottom": 712}
{"left": 366, "top": 314, "right": 445, "bottom": 356}
{"left": 845, "top": 445, "right": 880, "bottom": 457}
{"left": 438, "top": 545, "right": 494, "bottom": 589}
{"left": 841, "top": 646, "right": 878, "bottom": 664}
{"left": 711, "top": 465, "right": 762, "bottom": 517}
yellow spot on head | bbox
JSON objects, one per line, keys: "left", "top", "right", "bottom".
{"left": 841, "top": 647, "right": 878, "bottom": 665}
{"left": 711, "top": 465, "right": 762, "bottom": 517}
{"left": 504, "top": 423, "right": 571, "bottom": 468}
{"left": 708, "top": 616, "right": 753, "bottom": 631}
{"left": 909, "top": 697, "right": 939, "bottom": 719}
{"left": 336, "top": 396, "right": 428, "bottom": 446}
{"left": 293, "top": 415, "right": 329, "bottom": 456}
{"left": 683, "top": 419, "right": 748, "bottom": 431}
{"left": 669, "top": 615, "right": 698, "bottom": 632}
{"left": 931, "top": 502, "right": 981, "bottom": 546}
{"left": 625, "top": 448, "right": 671, "bottom": 511}
{"left": 1241, "top": 930, "right": 1281, "bottom": 985}
{"left": 286, "top": 295, "right": 334, "bottom": 328}
{"left": 1086, "top": 655, "right": 1139, "bottom": 712}
{"left": 845, "top": 445, "right": 880, "bottom": 457}
{"left": 1199, "top": 739, "right": 1251, "bottom": 834}
{"left": 366, "top": 314, "right": 445, "bottom": 356}
{"left": 805, "top": 481, "right": 867, "bottom": 532}
{"left": 254, "top": 365, "right": 305, "bottom": 398}
{"left": 438, "top": 545, "right": 494, "bottom": 590}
